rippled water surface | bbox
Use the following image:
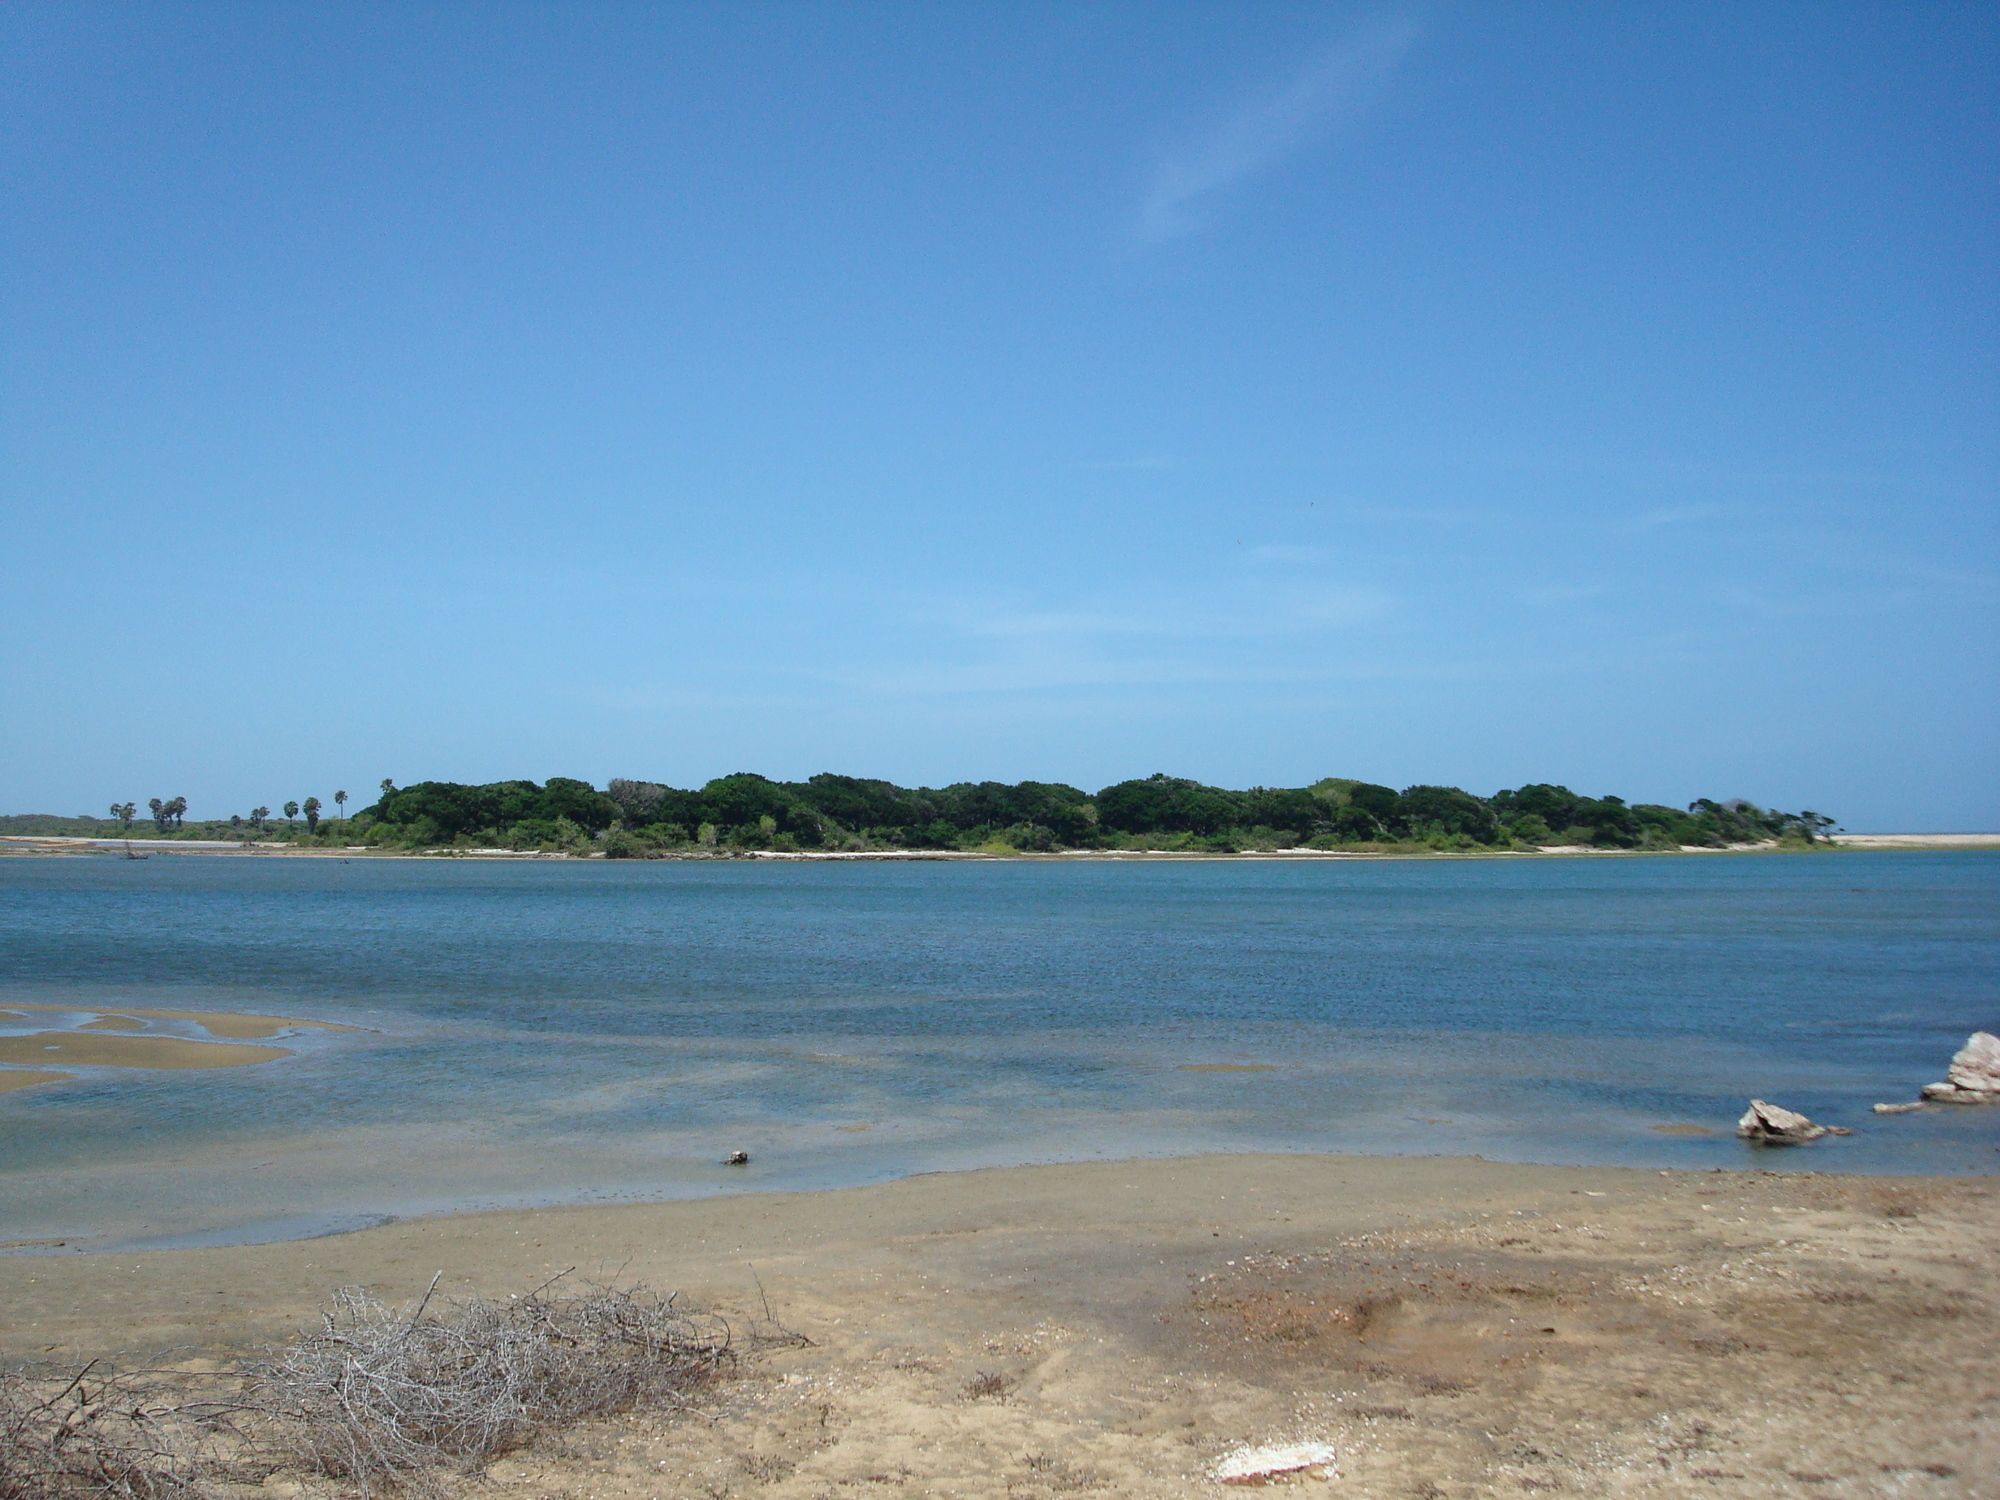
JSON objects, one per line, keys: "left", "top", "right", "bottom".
{"left": 2, "top": 852, "right": 1996, "bottom": 1248}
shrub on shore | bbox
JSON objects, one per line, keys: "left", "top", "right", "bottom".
{"left": 0, "top": 1274, "right": 782, "bottom": 1499}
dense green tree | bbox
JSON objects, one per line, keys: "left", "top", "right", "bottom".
{"left": 1396, "top": 785, "right": 1500, "bottom": 843}
{"left": 607, "top": 778, "right": 667, "bottom": 824}
{"left": 1343, "top": 782, "right": 1401, "bottom": 830}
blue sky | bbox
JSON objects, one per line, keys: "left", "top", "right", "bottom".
{"left": 3, "top": 3, "right": 1995, "bottom": 829}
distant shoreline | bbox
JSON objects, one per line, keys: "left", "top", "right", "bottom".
{"left": 3, "top": 832, "right": 1996, "bottom": 861}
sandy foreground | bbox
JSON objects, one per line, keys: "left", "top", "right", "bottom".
{"left": 2, "top": 1154, "right": 1993, "bottom": 1497}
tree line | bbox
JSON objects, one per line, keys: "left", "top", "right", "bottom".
{"left": 99, "top": 789, "right": 353, "bottom": 835}
{"left": 5, "top": 774, "right": 1834, "bottom": 855}
{"left": 349, "top": 772, "right": 1835, "bottom": 856}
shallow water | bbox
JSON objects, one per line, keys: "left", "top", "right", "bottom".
{"left": 1, "top": 852, "right": 1996, "bottom": 1249}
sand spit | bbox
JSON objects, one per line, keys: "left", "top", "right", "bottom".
{"left": 0, "top": 1030, "right": 292, "bottom": 1071}
{"left": 10, "top": 833, "right": 1996, "bottom": 862}
{"left": 1832, "top": 832, "right": 2000, "bottom": 848}
{"left": 0, "top": 1002, "right": 356, "bottom": 1040}
{"left": 2, "top": 1154, "right": 1992, "bottom": 1497}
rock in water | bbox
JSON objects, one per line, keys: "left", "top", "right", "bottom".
{"left": 1736, "top": 1099, "right": 1830, "bottom": 1144}
{"left": 1920, "top": 1031, "right": 2000, "bottom": 1104}
{"left": 1873, "top": 1101, "right": 1925, "bottom": 1115}
{"left": 724, "top": 1150, "right": 750, "bottom": 1166}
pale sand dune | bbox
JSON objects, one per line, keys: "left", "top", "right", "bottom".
{"left": 0, "top": 1030, "right": 291, "bottom": 1071}
{"left": 3, "top": 1155, "right": 1991, "bottom": 1497}
{"left": 78, "top": 1013, "right": 146, "bottom": 1032}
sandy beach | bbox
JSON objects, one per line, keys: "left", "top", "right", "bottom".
{"left": 3, "top": 1153, "right": 1992, "bottom": 1497}
{"left": 7, "top": 833, "right": 1998, "bottom": 864}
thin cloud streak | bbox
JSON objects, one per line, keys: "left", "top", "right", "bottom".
{"left": 1139, "top": 17, "right": 1420, "bottom": 241}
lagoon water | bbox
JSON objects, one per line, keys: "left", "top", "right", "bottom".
{"left": 2, "top": 851, "right": 1997, "bottom": 1250}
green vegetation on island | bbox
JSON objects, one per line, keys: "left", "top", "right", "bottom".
{"left": 2, "top": 774, "right": 1839, "bottom": 856}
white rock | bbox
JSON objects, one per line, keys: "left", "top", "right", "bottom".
{"left": 1873, "top": 1101, "right": 1925, "bottom": 1115}
{"left": 1736, "top": 1099, "right": 1828, "bottom": 1144}
{"left": 1945, "top": 1031, "right": 2000, "bottom": 1094}
{"left": 1919, "top": 1031, "right": 2000, "bottom": 1103}
{"left": 1212, "top": 1441, "right": 1338, "bottom": 1485}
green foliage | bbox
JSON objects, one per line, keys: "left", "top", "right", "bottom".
{"left": 25, "top": 774, "right": 1841, "bottom": 858}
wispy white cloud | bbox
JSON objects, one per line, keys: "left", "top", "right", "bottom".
{"left": 1630, "top": 503, "right": 1731, "bottom": 532}
{"left": 1241, "top": 543, "right": 1323, "bottom": 565}
{"left": 1138, "top": 17, "right": 1420, "bottom": 242}
{"left": 1517, "top": 582, "right": 1610, "bottom": 607}
{"left": 934, "top": 583, "right": 1394, "bottom": 645}
{"left": 821, "top": 581, "right": 1397, "bottom": 698}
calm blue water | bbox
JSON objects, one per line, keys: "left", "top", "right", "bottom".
{"left": 2, "top": 852, "right": 1996, "bottom": 1249}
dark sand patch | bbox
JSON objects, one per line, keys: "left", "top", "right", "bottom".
{"left": 80, "top": 1014, "right": 147, "bottom": 1032}
{"left": 0, "top": 1068, "right": 73, "bottom": 1095}
{"left": 1179, "top": 1062, "right": 1280, "bottom": 1073}
{"left": 0, "top": 1032, "right": 291, "bottom": 1071}
{"left": 1652, "top": 1122, "right": 1720, "bottom": 1137}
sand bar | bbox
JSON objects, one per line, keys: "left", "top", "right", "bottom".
{"left": 0, "top": 1031, "right": 292, "bottom": 1071}
{"left": 0, "top": 1002, "right": 355, "bottom": 1040}
{"left": 2, "top": 1153, "right": 1991, "bottom": 1496}
{"left": 1832, "top": 832, "right": 2000, "bottom": 848}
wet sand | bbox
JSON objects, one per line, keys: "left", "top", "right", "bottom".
{"left": 0, "top": 1068, "right": 70, "bottom": 1094}
{"left": 0, "top": 1030, "right": 293, "bottom": 1071}
{"left": 3, "top": 1153, "right": 1991, "bottom": 1497}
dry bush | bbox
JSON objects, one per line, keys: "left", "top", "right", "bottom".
{"left": 959, "top": 1370, "right": 1012, "bottom": 1402}
{"left": 1870, "top": 1186, "right": 1923, "bottom": 1220}
{"left": 1, "top": 1273, "right": 768, "bottom": 1499}
{"left": 249, "top": 1273, "right": 740, "bottom": 1492}
{"left": 0, "top": 1362, "right": 233, "bottom": 1500}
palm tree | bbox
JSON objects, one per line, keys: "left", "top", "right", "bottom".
{"left": 167, "top": 796, "right": 187, "bottom": 828}
{"left": 284, "top": 800, "right": 299, "bottom": 826}
{"left": 303, "top": 796, "right": 322, "bottom": 832}
{"left": 251, "top": 806, "right": 271, "bottom": 831}
{"left": 380, "top": 778, "right": 396, "bottom": 798}
{"left": 335, "top": 789, "right": 348, "bottom": 821}
{"left": 148, "top": 797, "right": 165, "bottom": 831}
